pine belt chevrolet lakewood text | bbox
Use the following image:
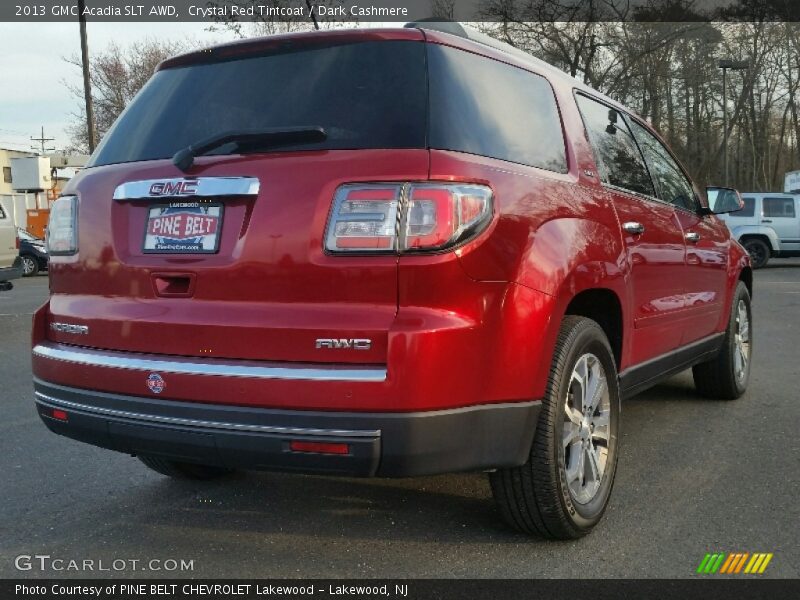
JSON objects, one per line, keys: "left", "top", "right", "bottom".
{"left": 32, "top": 23, "right": 753, "bottom": 539}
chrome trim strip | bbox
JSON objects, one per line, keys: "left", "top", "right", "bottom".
{"left": 112, "top": 176, "right": 260, "bottom": 200}
{"left": 33, "top": 343, "right": 387, "bottom": 382}
{"left": 34, "top": 392, "right": 380, "bottom": 438}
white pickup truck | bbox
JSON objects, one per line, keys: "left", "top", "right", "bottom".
{"left": 717, "top": 192, "right": 800, "bottom": 268}
{"left": 0, "top": 197, "right": 22, "bottom": 290}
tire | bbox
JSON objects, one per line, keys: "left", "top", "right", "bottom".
{"left": 742, "top": 238, "right": 770, "bottom": 269}
{"left": 490, "top": 316, "right": 620, "bottom": 539}
{"left": 692, "top": 281, "right": 752, "bottom": 400}
{"left": 138, "top": 455, "right": 235, "bottom": 480}
{"left": 21, "top": 254, "right": 38, "bottom": 277}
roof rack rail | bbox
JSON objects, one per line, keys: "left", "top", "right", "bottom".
{"left": 404, "top": 19, "right": 468, "bottom": 38}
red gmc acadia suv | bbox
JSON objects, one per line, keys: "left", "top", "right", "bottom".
{"left": 32, "top": 23, "right": 752, "bottom": 539}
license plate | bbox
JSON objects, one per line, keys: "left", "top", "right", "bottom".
{"left": 143, "top": 202, "right": 223, "bottom": 254}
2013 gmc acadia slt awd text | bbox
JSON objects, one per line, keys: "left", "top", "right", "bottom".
{"left": 32, "top": 23, "right": 753, "bottom": 539}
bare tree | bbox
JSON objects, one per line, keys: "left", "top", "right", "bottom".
{"left": 477, "top": 0, "right": 800, "bottom": 191}
{"left": 66, "top": 39, "right": 189, "bottom": 152}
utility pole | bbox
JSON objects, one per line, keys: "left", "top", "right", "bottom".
{"left": 78, "top": 0, "right": 96, "bottom": 152}
{"left": 30, "top": 126, "right": 55, "bottom": 155}
{"left": 718, "top": 59, "right": 749, "bottom": 186}
{"left": 305, "top": 0, "right": 320, "bottom": 30}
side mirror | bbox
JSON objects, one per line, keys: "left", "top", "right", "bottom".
{"left": 705, "top": 186, "right": 744, "bottom": 214}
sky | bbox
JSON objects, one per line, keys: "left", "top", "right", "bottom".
{"left": 0, "top": 23, "right": 238, "bottom": 153}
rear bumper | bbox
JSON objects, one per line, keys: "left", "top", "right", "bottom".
{"left": 0, "top": 256, "right": 23, "bottom": 282}
{"left": 34, "top": 378, "right": 540, "bottom": 477}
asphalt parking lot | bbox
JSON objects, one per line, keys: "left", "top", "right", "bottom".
{"left": 1, "top": 267, "right": 798, "bottom": 579}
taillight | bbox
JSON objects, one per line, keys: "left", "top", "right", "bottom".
{"left": 46, "top": 195, "right": 78, "bottom": 255}
{"left": 15, "top": 236, "right": 20, "bottom": 249}
{"left": 325, "top": 183, "right": 492, "bottom": 253}
{"left": 325, "top": 184, "right": 401, "bottom": 252}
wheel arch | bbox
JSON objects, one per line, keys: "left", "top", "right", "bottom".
{"left": 734, "top": 226, "right": 779, "bottom": 252}
{"left": 532, "top": 279, "right": 627, "bottom": 399}
{"left": 739, "top": 266, "right": 753, "bottom": 300}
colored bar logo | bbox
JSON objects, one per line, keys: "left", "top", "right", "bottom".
{"left": 696, "top": 552, "right": 773, "bottom": 574}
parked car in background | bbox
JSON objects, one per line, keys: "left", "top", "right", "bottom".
{"left": 0, "top": 198, "right": 23, "bottom": 290}
{"left": 32, "top": 23, "right": 753, "bottom": 540}
{"left": 717, "top": 192, "right": 800, "bottom": 268}
{"left": 16, "top": 228, "right": 48, "bottom": 276}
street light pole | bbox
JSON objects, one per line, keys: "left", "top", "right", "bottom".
{"left": 78, "top": 0, "right": 96, "bottom": 153}
{"left": 718, "top": 59, "right": 749, "bottom": 187}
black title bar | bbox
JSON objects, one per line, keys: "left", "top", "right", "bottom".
{"left": 5, "top": 579, "right": 800, "bottom": 600}
{"left": 2, "top": 0, "right": 799, "bottom": 23}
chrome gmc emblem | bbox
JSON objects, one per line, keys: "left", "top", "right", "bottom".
{"left": 315, "top": 338, "right": 371, "bottom": 350}
{"left": 149, "top": 180, "right": 199, "bottom": 196}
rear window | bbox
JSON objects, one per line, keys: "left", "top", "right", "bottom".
{"left": 428, "top": 45, "right": 567, "bottom": 172}
{"left": 89, "top": 41, "right": 428, "bottom": 167}
{"left": 730, "top": 197, "right": 756, "bottom": 217}
{"left": 89, "top": 39, "right": 568, "bottom": 172}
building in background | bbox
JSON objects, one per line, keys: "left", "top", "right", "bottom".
{"left": 0, "top": 147, "right": 37, "bottom": 195}
{"left": 0, "top": 149, "right": 88, "bottom": 236}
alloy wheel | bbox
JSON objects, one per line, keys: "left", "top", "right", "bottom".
{"left": 563, "top": 353, "right": 611, "bottom": 505}
{"left": 733, "top": 299, "right": 750, "bottom": 384}
{"left": 22, "top": 256, "right": 36, "bottom": 276}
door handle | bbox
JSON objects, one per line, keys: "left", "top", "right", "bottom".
{"left": 622, "top": 222, "right": 645, "bottom": 235}
{"left": 685, "top": 232, "right": 701, "bottom": 243}
{"left": 761, "top": 219, "right": 772, "bottom": 223}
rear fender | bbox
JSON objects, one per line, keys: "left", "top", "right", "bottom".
{"left": 717, "top": 243, "right": 752, "bottom": 331}
{"left": 514, "top": 217, "right": 629, "bottom": 398}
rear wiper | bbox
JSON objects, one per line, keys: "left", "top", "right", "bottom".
{"left": 172, "top": 126, "right": 327, "bottom": 171}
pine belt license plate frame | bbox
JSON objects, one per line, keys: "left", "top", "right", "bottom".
{"left": 142, "top": 200, "right": 224, "bottom": 254}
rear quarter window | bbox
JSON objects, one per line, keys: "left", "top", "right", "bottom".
{"left": 427, "top": 45, "right": 567, "bottom": 173}
{"left": 575, "top": 93, "right": 655, "bottom": 197}
{"left": 763, "top": 197, "right": 796, "bottom": 218}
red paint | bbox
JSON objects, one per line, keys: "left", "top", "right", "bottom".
{"left": 33, "top": 28, "right": 749, "bottom": 414}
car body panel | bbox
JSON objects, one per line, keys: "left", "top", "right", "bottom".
{"left": 48, "top": 150, "right": 432, "bottom": 365}
{"left": 727, "top": 224, "right": 781, "bottom": 251}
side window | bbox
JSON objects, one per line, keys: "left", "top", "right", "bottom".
{"left": 2, "top": 167, "right": 11, "bottom": 184}
{"left": 730, "top": 197, "right": 756, "bottom": 217}
{"left": 763, "top": 197, "right": 796, "bottom": 218}
{"left": 628, "top": 119, "right": 697, "bottom": 212}
{"left": 428, "top": 45, "right": 568, "bottom": 172}
{"left": 575, "top": 94, "right": 654, "bottom": 197}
